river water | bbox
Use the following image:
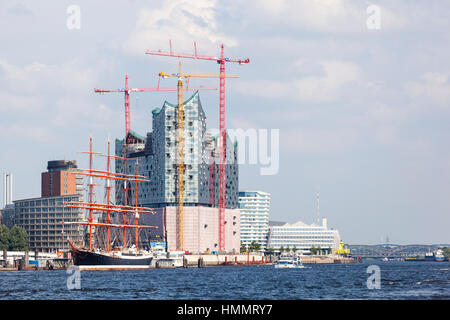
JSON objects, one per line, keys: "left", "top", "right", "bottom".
{"left": 0, "top": 261, "right": 448, "bottom": 300}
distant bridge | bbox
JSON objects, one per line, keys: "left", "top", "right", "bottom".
{"left": 348, "top": 244, "right": 447, "bottom": 258}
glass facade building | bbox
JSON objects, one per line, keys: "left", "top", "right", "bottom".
{"left": 115, "top": 91, "right": 239, "bottom": 209}
{"left": 14, "top": 195, "right": 84, "bottom": 252}
{"left": 238, "top": 190, "right": 270, "bottom": 250}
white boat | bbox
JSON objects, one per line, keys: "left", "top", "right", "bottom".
{"left": 435, "top": 249, "right": 445, "bottom": 262}
{"left": 275, "top": 255, "right": 304, "bottom": 268}
{"left": 152, "top": 250, "right": 185, "bottom": 268}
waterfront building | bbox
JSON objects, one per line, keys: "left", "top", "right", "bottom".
{"left": 14, "top": 194, "right": 84, "bottom": 252}
{"left": 12, "top": 160, "right": 85, "bottom": 253}
{"left": 238, "top": 190, "right": 270, "bottom": 250}
{"left": 267, "top": 218, "right": 341, "bottom": 254}
{"left": 114, "top": 91, "right": 240, "bottom": 253}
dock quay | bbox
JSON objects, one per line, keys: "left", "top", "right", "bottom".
{"left": 182, "top": 253, "right": 272, "bottom": 268}
{"left": 300, "top": 255, "right": 358, "bottom": 264}
{"left": 0, "top": 250, "right": 70, "bottom": 271}
{"left": 1, "top": 251, "right": 358, "bottom": 271}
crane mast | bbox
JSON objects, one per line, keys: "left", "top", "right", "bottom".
{"left": 158, "top": 62, "right": 237, "bottom": 251}
{"left": 146, "top": 42, "right": 249, "bottom": 252}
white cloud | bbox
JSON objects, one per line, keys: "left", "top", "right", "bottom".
{"left": 374, "top": 126, "right": 400, "bottom": 146}
{"left": 124, "top": 0, "right": 237, "bottom": 56}
{"left": 281, "top": 127, "right": 360, "bottom": 155}
{"left": 295, "top": 60, "right": 360, "bottom": 103}
{"left": 236, "top": 60, "right": 360, "bottom": 103}
{"left": 246, "top": 0, "right": 428, "bottom": 33}
{"left": 405, "top": 72, "right": 450, "bottom": 108}
{"left": 0, "top": 58, "right": 120, "bottom": 132}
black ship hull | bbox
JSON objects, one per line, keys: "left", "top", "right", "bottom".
{"left": 68, "top": 240, "right": 153, "bottom": 266}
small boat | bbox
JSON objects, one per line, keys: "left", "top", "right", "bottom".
{"left": 425, "top": 252, "right": 435, "bottom": 261}
{"left": 434, "top": 249, "right": 445, "bottom": 262}
{"left": 275, "top": 255, "right": 304, "bottom": 269}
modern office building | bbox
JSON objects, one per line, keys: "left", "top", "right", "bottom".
{"left": 267, "top": 218, "right": 341, "bottom": 254}
{"left": 238, "top": 190, "right": 270, "bottom": 250}
{"left": 11, "top": 160, "right": 85, "bottom": 252}
{"left": 114, "top": 91, "right": 241, "bottom": 253}
{"left": 41, "top": 160, "right": 81, "bottom": 197}
{"left": 14, "top": 195, "right": 84, "bottom": 252}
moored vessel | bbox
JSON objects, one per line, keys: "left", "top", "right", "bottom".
{"left": 434, "top": 249, "right": 445, "bottom": 262}
{"left": 64, "top": 137, "right": 157, "bottom": 270}
{"left": 275, "top": 254, "right": 304, "bottom": 269}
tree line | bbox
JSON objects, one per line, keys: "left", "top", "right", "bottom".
{"left": 0, "top": 225, "right": 29, "bottom": 251}
{"left": 240, "top": 241, "right": 332, "bottom": 255}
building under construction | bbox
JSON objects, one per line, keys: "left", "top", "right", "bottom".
{"left": 115, "top": 91, "right": 240, "bottom": 253}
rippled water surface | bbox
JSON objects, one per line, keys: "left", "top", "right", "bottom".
{"left": 0, "top": 261, "right": 449, "bottom": 299}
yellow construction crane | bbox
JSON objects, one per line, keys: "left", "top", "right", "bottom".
{"left": 159, "top": 62, "right": 237, "bottom": 251}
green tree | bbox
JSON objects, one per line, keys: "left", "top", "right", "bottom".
{"left": 442, "top": 247, "right": 450, "bottom": 260}
{"left": 0, "top": 225, "right": 10, "bottom": 251}
{"left": 280, "top": 245, "right": 285, "bottom": 253}
{"left": 240, "top": 241, "right": 247, "bottom": 253}
{"left": 293, "top": 246, "right": 298, "bottom": 254}
{"left": 249, "top": 241, "right": 261, "bottom": 252}
{"left": 8, "top": 226, "right": 28, "bottom": 251}
{"left": 310, "top": 246, "right": 317, "bottom": 255}
{"left": 267, "top": 247, "right": 274, "bottom": 255}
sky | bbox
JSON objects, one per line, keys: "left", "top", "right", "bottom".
{"left": 1, "top": 0, "right": 449, "bottom": 245}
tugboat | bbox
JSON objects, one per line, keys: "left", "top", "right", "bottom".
{"left": 64, "top": 137, "right": 157, "bottom": 270}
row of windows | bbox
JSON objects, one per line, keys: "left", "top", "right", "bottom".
{"left": 16, "top": 197, "right": 78, "bottom": 207}
{"left": 271, "top": 229, "right": 335, "bottom": 233}
{"left": 270, "top": 236, "right": 335, "bottom": 240}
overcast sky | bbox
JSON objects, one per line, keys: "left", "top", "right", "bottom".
{"left": 1, "top": 0, "right": 449, "bottom": 245}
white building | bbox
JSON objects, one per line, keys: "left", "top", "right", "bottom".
{"left": 238, "top": 190, "right": 270, "bottom": 250}
{"left": 267, "top": 218, "right": 341, "bottom": 254}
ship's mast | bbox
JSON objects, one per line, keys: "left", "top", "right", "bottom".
{"left": 89, "top": 136, "right": 94, "bottom": 251}
{"left": 123, "top": 142, "right": 128, "bottom": 249}
{"left": 63, "top": 138, "right": 157, "bottom": 252}
{"left": 106, "top": 139, "right": 111, "bottom": 252}
{"left": 134, "top": 160, "right": 139, "bottom": 248}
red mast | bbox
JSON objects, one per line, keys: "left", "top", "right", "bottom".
{"left": 64, "top": 139, "right": 157, "bottom": 252}
{"left": 146, "top": 42, "right": 249, "bottom": 252}
{"left": 89, "top": 135, "right": 94, "bottom": 251}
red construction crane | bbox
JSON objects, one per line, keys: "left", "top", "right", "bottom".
{"left": 158, "top": 62, "right": 237, "bottom": 251}
{"left": 146, "top": 41, "right": 250, "bottom": 252}
{"left": 94, "top": 74, "right": 216, "bottom": 138}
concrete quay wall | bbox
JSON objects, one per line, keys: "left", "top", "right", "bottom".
{"left": 184, "top": 253, "right": 270, "bottom": 267}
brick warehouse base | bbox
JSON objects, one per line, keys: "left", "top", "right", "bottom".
{"left": 141, "top": 206, "right": 240, "bottom": 253}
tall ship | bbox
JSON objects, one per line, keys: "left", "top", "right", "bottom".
{"left": 64, "top": 137, "right": 158, "bottom": 269}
